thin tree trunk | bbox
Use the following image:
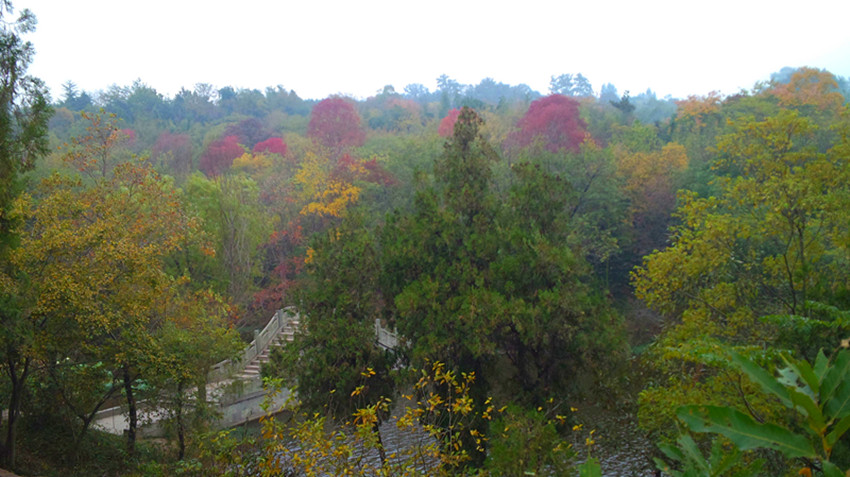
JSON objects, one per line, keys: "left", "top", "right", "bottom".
{"left": 66, "top": 380, "right": 119, "bottom": 463}
{"left": 197, "top": 369, "right": 207, "bottom": 406}
{"left": 4, "top": 355, "right": 29, "bottom": 470}
{"left": 123, "top": 365, "right": 137, "bottom": 457}
{"left": 176, "top": 380, "right": 185, "bottom": 460}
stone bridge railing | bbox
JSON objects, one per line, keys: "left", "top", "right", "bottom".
{"left": 208, "top": 307, "right": 298, "bottom": 384}
{"left": 375, "top": 319, "right": 400, "bottom": 350}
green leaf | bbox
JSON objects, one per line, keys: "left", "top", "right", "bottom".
{"left": 821, "top": 350, "right": 850, "bottom": 403}
{"left": 653, "top": 457, "right": 681, "bottom": 477}
{"left": 677, "top": 405, "right": 815, "bottom": 459}
{"left": 826, "top": 414, "right": 850, "bottom": 448}
{"left": 821, "top": 460, "right": 845, "bottom": 477}
{"left": 579, "top": 457, "right": 602, "bottom": 477}
{"left": 658, "top": 440, "right": 686, "bottom": 463}
{"left": 786, "top": 387, "right": 825, "bottom": 431}
{"left": 730, "top": 351, "right": 792, "bottom": 407}
{"left": 777, "top": 366, "right": 804, "bottom": 393}
{"left": 677, "top": 434, "right": 710, "bottom": 474}
{"left": 825, "top": 378, "right": 850, "bottom": 420}
{"left": 783, "top": 356, "right": 819, "bottom": 397}
{"left": 708, "top": 438, "right": 744, "bottom": 476}
{"left": 813, "top": 349, "right": 829, "bottom": 382}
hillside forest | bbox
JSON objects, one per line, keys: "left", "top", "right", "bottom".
{"left": 4, "top": 4, "right": 850, "bottom": 476}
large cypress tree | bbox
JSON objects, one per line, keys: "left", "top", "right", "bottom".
{"left": 0, "top": 1, "right": 51, "bottom": 468}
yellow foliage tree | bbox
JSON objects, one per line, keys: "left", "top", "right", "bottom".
{"left": 294, "top": 147, "right": 367, "bottom": 219}
{"left": 632, "top": 109, "right": 850, "bottom": 441}
{"left": 5, "top": 112, "right": 230, "bottom": 456}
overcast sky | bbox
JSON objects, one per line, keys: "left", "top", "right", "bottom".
{"left": 14, "top": 0, "right": 850, "bottom": 102}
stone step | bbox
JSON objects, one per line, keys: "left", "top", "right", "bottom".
{"left": 230, "top": 317, "right": 303, "bottom": 379}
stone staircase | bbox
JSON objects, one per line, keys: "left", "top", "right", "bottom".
{"left": 234, "top": 316, "right": 300, "bottom": 380}
{"left": 92, "top": 308, "right": 401, "bottom": 437}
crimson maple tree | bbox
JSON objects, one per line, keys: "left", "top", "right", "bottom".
{"left": 511, "top": 94, "right": 588, "bottom": 153}
{"left": 307, "top": 97, "right": 365, "bottom": 152}
{"left": 199, "top": 135, "right": 244, "bottom": 176}
{"left": 252, "top": 137, "right": 287, "bottom": 156}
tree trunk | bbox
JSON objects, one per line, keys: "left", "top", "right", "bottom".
{"left": 197, "top": 369, "right": 207, "bottom": 407}
{"left": 3, "top": 355, "right": 29, "bottom": 470}
{"left": 123, "top": 365, "right": 137, "bottom": 457}
{"left": 69, "top": 382, "right": 119, "bottom": 464}
{"left": 176, "top": 380, "right": 185, "bottom": 460}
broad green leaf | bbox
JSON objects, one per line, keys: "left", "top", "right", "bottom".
{"left": 787, "top": 387, "right": 825, "bottom": 431}
{"left": 783, "top": 356, "right": 819, "bottom": 397}
{"left": 826, "top": 414, "right": 850, "bottom": 448}
{"left": 658, "top": 440, "right": 686, "bottom": 463}
{"left": 777, "top": 366, "right": 803, "bottom": 392}
{"left": 677, "top": 434, "right": 710, "bottom": 473}
{"left": 813, "top": 349, "right": 829, "bottom": 382}
{"left": 707, "top": 437, "right": 739, "bottom": 476}
{"left": 579, "top": 457, "right": 602, "bottom": 477}
{"left": 653, "top": 457, "right": 680, "bottom": 477}
{"left": 821, "top": 460, "right": 845, "bottom": 477}
{"left": 677, "top": 405, "right": 814, "bottom": 459}
{"left": 821, "top": 350, "right": 850, "bottom": 403}
{"left": 825, "top": 378, "right": 850, "bottom": 420}
{"left": 730, "top": 351, "right": 791, "bottom": 407}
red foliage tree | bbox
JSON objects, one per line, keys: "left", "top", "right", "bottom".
{"left": 199, "top": 135, "right": 244, "bottom": 177}
{"left": 252, "top": 137, "right": 288, "bottom": 156}
{"left": 151, "top": 132, "right": 193, "bottom": 176}
{"left": 307, "top": 97, "right": 365, "bottom": 151}
{"left": 513, "top": 95, "right": 588, "bottom": 153}
{"left": 438, "top": 108, "right": 461, "bottom": 137}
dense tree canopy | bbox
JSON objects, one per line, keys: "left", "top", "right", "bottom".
{"left": 4, "top": 11, "right": 850, "bottom": 471}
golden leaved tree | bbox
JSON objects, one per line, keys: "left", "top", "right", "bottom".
{"left": 5, "top": 112, "right": 236, "bottom": 458}
{"left": 632, "top": 107, "right": 850, "bottom": 441}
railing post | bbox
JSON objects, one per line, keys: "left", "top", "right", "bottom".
{"left": 254, "top": 329, "right": 260, "bottom": 354}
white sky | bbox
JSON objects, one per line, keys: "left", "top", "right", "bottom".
{"left": 14, "top": 0, "right": 850, "bottom": 102}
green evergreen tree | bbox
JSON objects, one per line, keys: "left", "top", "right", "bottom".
{"left": 0, "top": 1, "right": 51, "bottom": 468}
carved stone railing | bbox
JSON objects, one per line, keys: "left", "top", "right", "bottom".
{"left": 208, "top": 307, "right": 298, "bottom": 384}
{"left": 375, "top": 319, "right": 400, "bottom": 350}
